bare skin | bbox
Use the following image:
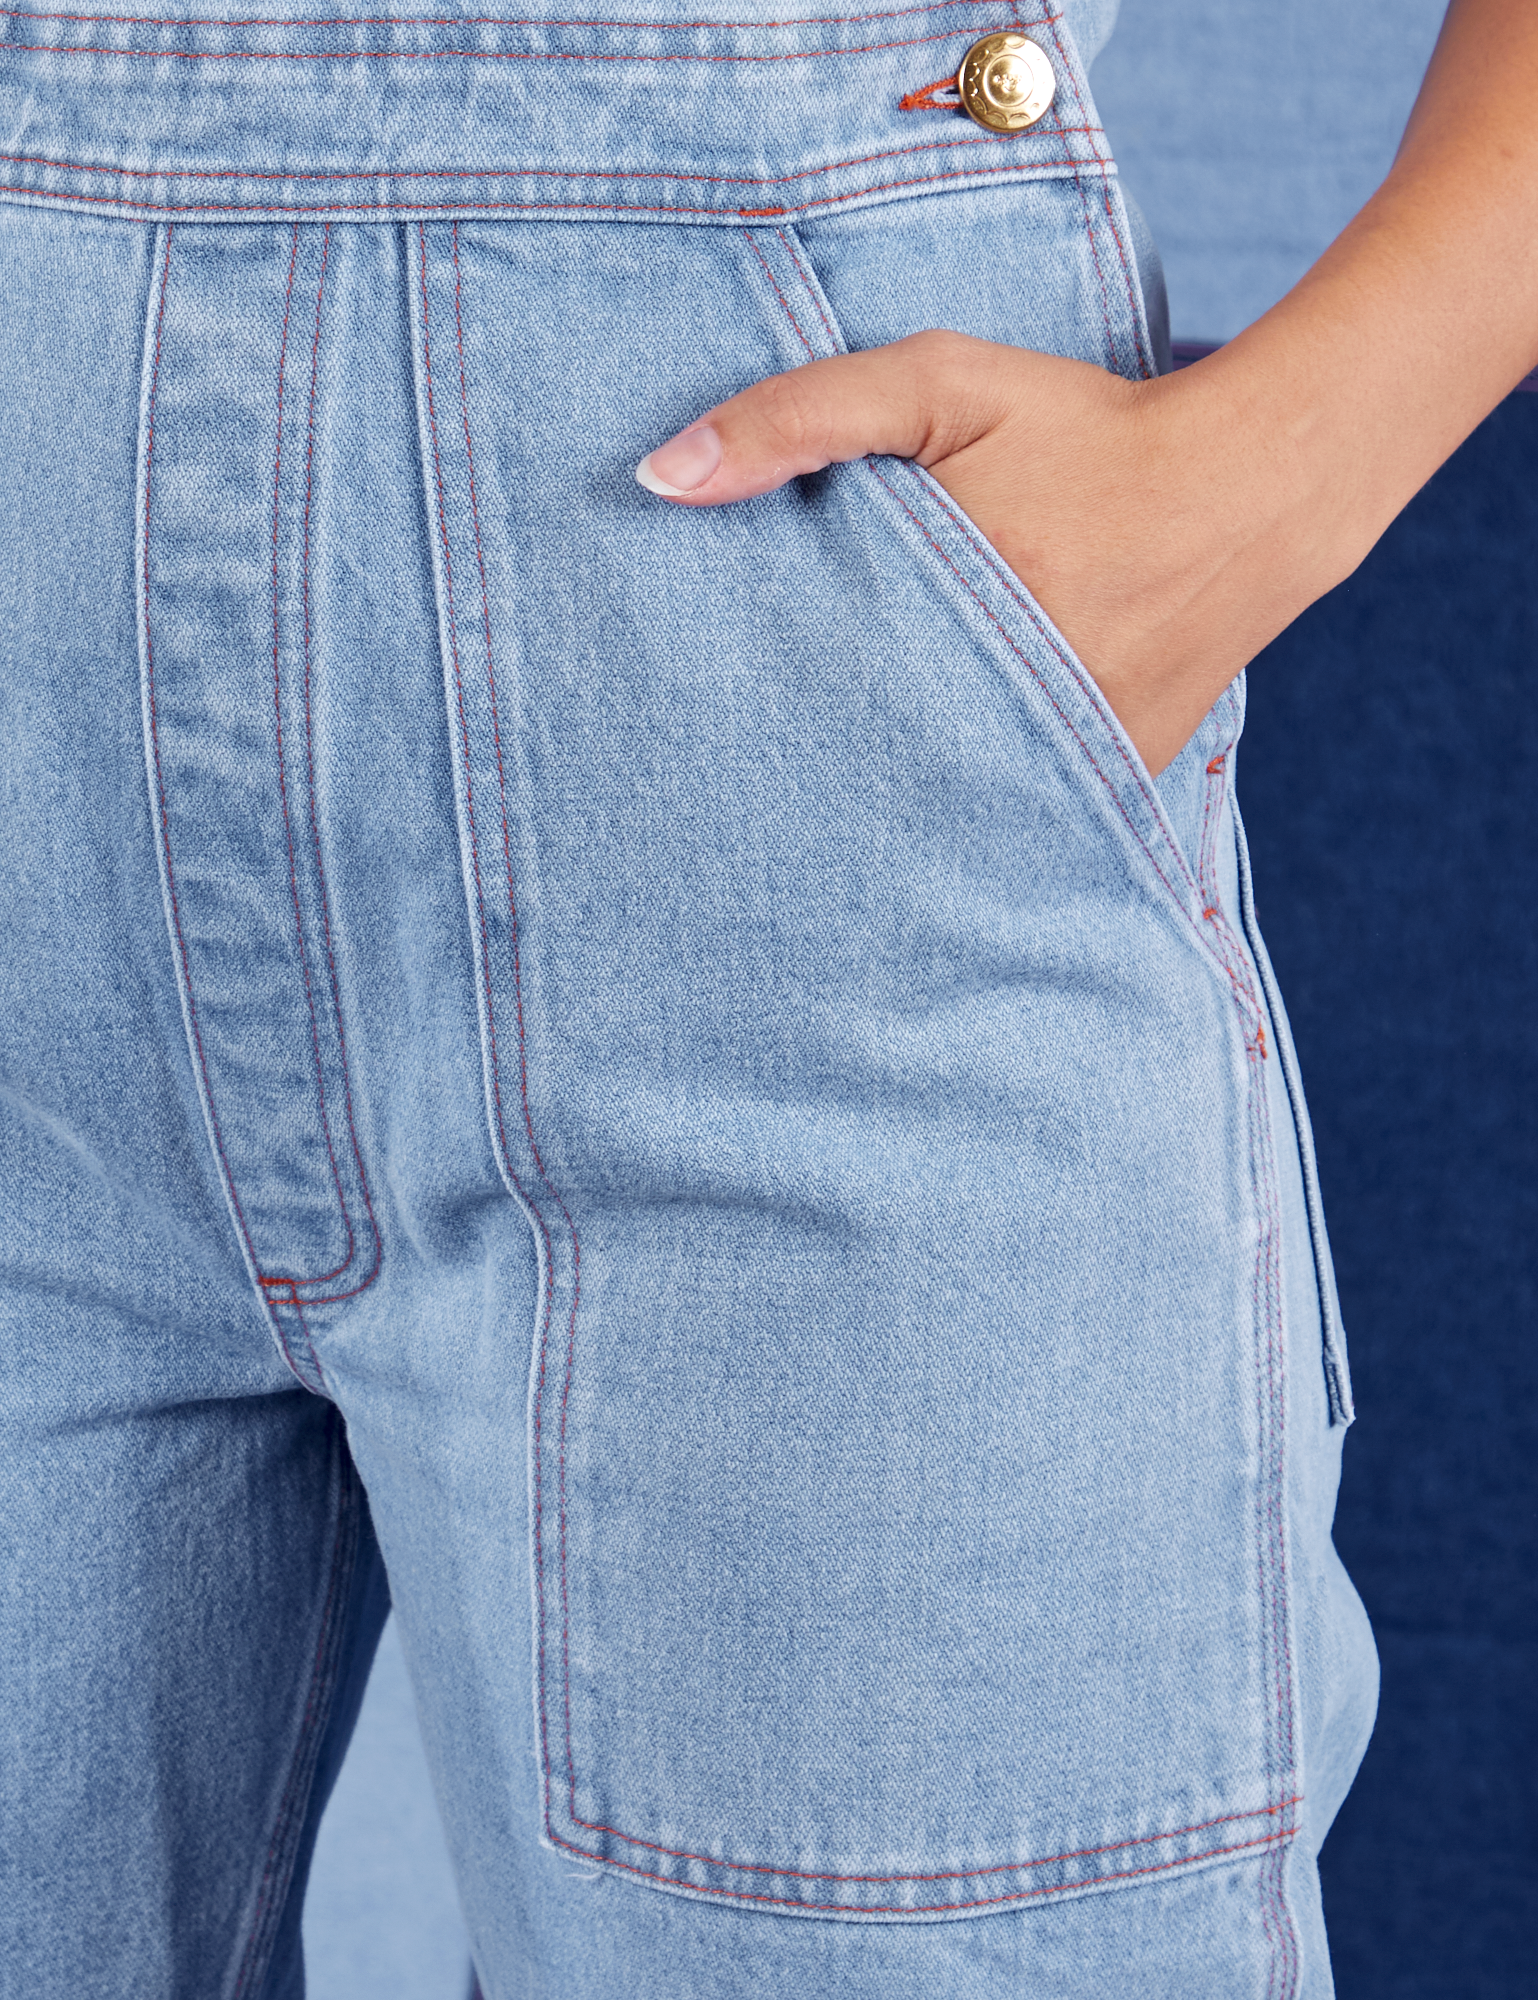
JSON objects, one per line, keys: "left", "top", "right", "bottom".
{"left": 635, "top": 0, "right": 1538, "bottom": 774}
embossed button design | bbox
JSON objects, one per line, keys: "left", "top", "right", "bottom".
{"left": 957, "top": 32, "right": 1056, "bottom": 134}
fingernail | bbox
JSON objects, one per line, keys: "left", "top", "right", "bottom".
{"left": 635, "top": 423, "right": 723, "bottom": 497}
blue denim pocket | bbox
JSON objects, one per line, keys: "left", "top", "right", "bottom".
{"left": 410, "top": 189, "right": 1304, "bottom": 1918}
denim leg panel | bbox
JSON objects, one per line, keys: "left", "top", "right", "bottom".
{"left": 409, "top": 208, "right": 1298, "bottom": 1918}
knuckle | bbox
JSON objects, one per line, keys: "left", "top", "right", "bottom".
{"left": 753, "top": 368, "right": 834, "bottom": 462}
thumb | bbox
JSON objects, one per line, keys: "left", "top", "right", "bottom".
{"left": 635, "top": 330, "right": 1010, "bottom": 506}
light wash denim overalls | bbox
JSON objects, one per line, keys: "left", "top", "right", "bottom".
{"left": 0, "top": 3, "right": 1379, "bottom": 1993}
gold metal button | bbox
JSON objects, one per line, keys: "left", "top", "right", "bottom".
{"left": 956, "top": 32, "right": 1056, "bottom": 134}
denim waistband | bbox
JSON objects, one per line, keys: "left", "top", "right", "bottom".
{"left": 0, "top": 2, "right": 1118, "bottom": 223}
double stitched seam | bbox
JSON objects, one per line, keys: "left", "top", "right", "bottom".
{"left": 444, "top": 223, "right": 590, "bottom": 1840}
{"left": 0, "top": 128, "right": 1102, "bottom": 188}
{"left": 269, "top": 221, "right": 361, "bottom": 1296}
{"left": 414, "top": 226, "right": 587, "bottom": 1846}
{"left": 0, "top": 158, "right": 1107, "bottom": 217}
{"left": 2, "top": 3, "right": 1025, "bottom": 24}
{"left": 772, "top": 224, "right": 842, "bottom": 351}
{"left": 230, "top": 1411, "right": 360, "bottom": 1996}
{"left": 1260, "top": 1807, "right": 1299, "bottom": 1995}
{"left": 142, "top": 227, "right": 303, "bottom": 1382}
{"left": 292, "top": 218, "right": 384, "bottom": 1310}
{"left": 548, "top": 1826, "right": 1296, "bottom": 1913}
{"left": 0, "top": 22, "right": 1035, "bottom": 59}
{"left": 741, "top": 228, "right": 816, "bottom": 359}
{"left": 1194, "top": 729, "right": 1300, "bottom": 1999}
{"left": 556, "top": 1797, "right": 1298, "bottom": 1886}
{"left": 1043, "top": 12, "right": 1150, "bottom": 380}
{"left": 141, "top": 227, "right": 379, "bottom": 1370}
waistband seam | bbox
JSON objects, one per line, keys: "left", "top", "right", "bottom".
{"left": 0, "top": 151, "right": 1111, "bottom": 219}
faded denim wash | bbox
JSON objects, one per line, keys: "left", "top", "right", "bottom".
{"left": 0, "top": 4, "right": 1377, "bottom": 1994}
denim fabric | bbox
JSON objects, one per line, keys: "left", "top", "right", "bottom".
{"left": 0, "top": 8, "right": 1374, "bottom": 1995}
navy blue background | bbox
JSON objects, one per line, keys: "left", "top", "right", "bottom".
{"left": 1240, "top": 391, "right": 1537, "bottom": 1998}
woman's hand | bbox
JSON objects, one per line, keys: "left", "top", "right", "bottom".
{"left": 636, "top": 335, "right": 1355, "bottom": 776}
{"left": 636, "top": 0, "right": 1538, "bottom": 777}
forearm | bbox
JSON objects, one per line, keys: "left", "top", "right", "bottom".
{"left": 1193, "top": 0, "right": 1538, "bottom": 600}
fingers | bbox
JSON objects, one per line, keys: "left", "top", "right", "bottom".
{"left": 635, "top": 330, "right": 1014, "bottom": 506}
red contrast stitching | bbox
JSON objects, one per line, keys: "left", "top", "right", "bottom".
{"left": 1044, "top": 11, "right": 1149, "bottom": 380}
{"left": 740, "top": 227, "right": 815, "bottom": 360}
{"left": 0, "top": 22, "right": 1023, "bottom": 58}
{"left": 0, "top": 156, "right": 1107, "bottom": 216}
{"left": 269, "top": 220, "right": 360, "bottom": 1291}
{"left": 0, "top": 132, "right": 1100, "bottom": 190}
{"left": 415, "top": 223, "right": 576, "bottom": 1832}
{"left": 774, "top": 224, "right": 841, "bottom": 351}
{"left": 874, "top": 461, "right": 1268, "bottom": 1024}
{"left": 897, "top": 69, "right": 957, "bottom": 109}
{"left": 1187, "top": 710, "right": 1299, "bottom": 1998}
{"left": 414, "top": 227, "right": 552, "bottom": 1808}
{"left": 0, "top": 2, "right": 1028, "bottom": 26}
{"left": 883, "top": 465, "right": 1215, "bottom": 910}
{"left": 571, "top": 1797, "right": 1298, "bottom": 1886}
{"left": 297, "top": 218, "right": 384, "bottom": 1308}
{"left": 548, "top": 1823, "right": 1292, "bottom": 1913}
{"left": 144, "top": 219, "right": 379, "bottom": 1320}
{"left": 438, "top": 220, "right": 590, "bottom": 1840}
{"left": 141, "top": 225, "right": 281, "bottom": 1328}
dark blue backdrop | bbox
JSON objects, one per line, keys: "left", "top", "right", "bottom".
{"left": 1240, "top": 389, "right": 1537, "bottom": 1999}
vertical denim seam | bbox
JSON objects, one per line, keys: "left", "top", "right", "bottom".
{"left": 141, "top": 223, "right": 270, "bottom": 1303}
{"left": 139, "top": 222, "right": 382, "bottom": 1342}
{"left": 228, "top": 1407, "right": 359, "bottom": 1998}
{"left": 442, "top": 220, "right": 592, "bottom": 1843}
{"left": 1194, "top": 723, "right": 1301, "bottom": 1999}
{"left": 1042, "top": 11, "right": 1152, "bottom": 381}
{"left": 286, "top": 1280, "right": 328, "bottom": 1394}
{"left": 774, "top": 223, "right": 845, "bottom": 353}
{"left": 1230, "top": 801, "right": 1355, "bottom": 1429}
{"left": 1033, "top": 13, "right": 1119, "bottom": 377}
{"left": 270, "top": 219, "right": 362, "bottom": 1286}
{"left": 741, "top": 226, "right": 817, "bottom": 359}
{"left": 296, "top": 218, "right": 386, "bottom": 1311}
{"left": 412, "top": 222, "right": 572, "bottom": 1846}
